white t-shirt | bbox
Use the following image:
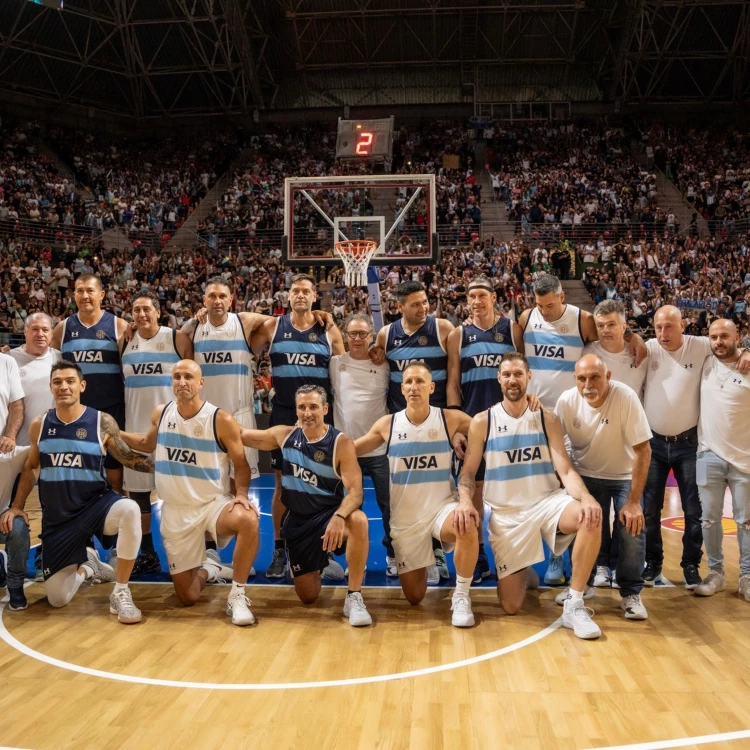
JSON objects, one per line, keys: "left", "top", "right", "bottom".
{"left": 7, "top": 347, "right": 62, "bottom": 445}
{"left": 698, "top": 356, "right": 750, "bottom": 473}
{"left": 583, "top": 341, "right": 647, "bottom": 401}
{"left": 643, "top": 335, "right": 711, "bottom": 435}
{"left": 329, "top": 353, "right": 390, "bottom": 457}
{"left": 555, "top": 381, "right": 653, "bottom": 480}
{"left": 0, "top": 354, "right": 25, "bottom": 438}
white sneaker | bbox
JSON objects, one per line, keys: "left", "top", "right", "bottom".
{"left": 202, "top": 557, "right": 232, "bottom": 583}
{"left": 434, "top": 548, "right": 450, "bottom": 579}
{"left": 611, "top": 571, "right": 619, "bottom": 589}
{"left": 227, "top": 590, "right": 256, "bottom": 626}
{"left": 427, "top": 565, "right": 440, "bottom": 585}
{"left": 322, "top": 556, "right": 346, "bottom": 581}
{"left": 555, "top": 585, "right": 594, "bottom": 606}
{"left": 343, "top": 592, "right": 372, "bottom": 627}
{"left": 695, "top": 570, "right": 726, "bottom": 597}
{"left": 386, "top": 556, "right": 398, "bottom": 577}
{"left": 592, "top": 566, "right": 611, "bottom": 587}
{"left": 621, "top": 594, "right": 648, "bottom": 620}
{"left": 109, "top": 587, "right": 142, "bottom": 624}
{"left": 451, "top": 593, "right": 475, "bottom": 627}
{"left": 562, "top": 598, "right": 602, "bottom": 640}
{"left": 85, "top": 547, "right": 116, "bottom": 583}
{"left": 739, "top": 574, "right": 750, "bottom": 602}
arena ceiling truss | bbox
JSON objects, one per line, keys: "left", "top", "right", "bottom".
{"left": 0, "top": 0, "right": 748, "bottom": 120}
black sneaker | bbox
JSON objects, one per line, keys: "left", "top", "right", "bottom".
{"left": 8, "top": 587, "right": 27, "bottom": 611}
{"left": 683, "top": 564, "right": 702, "bottom": 590}
{"left": 472, "top": 553, "right": 491, "bottom": 585}
{"left": 132, "top": 550, "right": 162, "bottom": 577}
{"left": 265, "top": 548, "right": 288, "bottom": 579}
{"left": 642, "top": 562, "right": 662, "bottom": 586}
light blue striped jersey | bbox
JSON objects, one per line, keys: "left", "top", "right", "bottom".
{"left": 385, "top": 317, "right": 447, "bottom": 412}
{"left": 387, "top": 406, "right": 456, "bottom": 529}
{"left": 280, "top": 425, "right": 343, "bottom": 515}
{"left": 193, "top": 313, "right": 255, "bottom": 414}
{"left": 61, "top": 311, "right": 124, "bottom": 409}
{"left": 269, "top": 315, "right": 332, "bottom": 411}
{"left": 459, "top": 316, "right": 515, "bottom": 416}
{"left": 37, "top": 406, "right": 109, "bottom": 526}
{"left": 523, "top": 305, "right": 584, "bottom": 409}
{"left": 482, "top": 404, "right": 563, "bottom": 513}
{"left": 154, "top": 401, "right": 231, "bottom": 506}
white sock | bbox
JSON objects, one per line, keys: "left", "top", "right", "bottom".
{"left": 80, "top": 564, "right": 94, "bottom": 580}
{"left": 113, "top": 582, "right": 128, "bottom": 594}
{"left": 454, "top": 574, "right": 471, "bottom": 598}
{"left": 231, "top": 581, "right": 245, "bottom": 596}
{"left": 568, "top": 588, "right": 584, "bottom": 602}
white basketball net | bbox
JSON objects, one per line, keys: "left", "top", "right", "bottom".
{"left": 334, "top": 240, "right": 378, "bottom": 287}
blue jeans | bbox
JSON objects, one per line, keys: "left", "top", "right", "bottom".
{"left": 697, "top": 450, "right": 750, "bottom": 577}
{"left": 583, "top": 477, "right": 645, "bottom": 597}
{"left": 643, "top": 432, "right": 702, "bottom": 568}
{"left": 358, "top": 454, "right": 393, "bottom": 558}
{"left": 0, "top": 516, "right": 30, "bottom": 589}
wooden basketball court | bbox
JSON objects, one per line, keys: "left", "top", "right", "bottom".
{"left": 2, "top": 486, "right": 749, "bottom": 750}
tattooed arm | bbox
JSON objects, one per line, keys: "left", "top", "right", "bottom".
{"left": 100, "top": 412, "right": 155, "bottom": 473}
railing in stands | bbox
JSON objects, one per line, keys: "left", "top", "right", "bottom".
{"left": 517, "top": 221, "right": 693, "bottom": 245}
{"left": 0, "top": 217, "right": 103, "bottom": 248}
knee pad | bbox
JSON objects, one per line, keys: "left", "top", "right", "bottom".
{"left": 115, "top": 499, "right": 142, "bottom": 560}
{"left": 129, "top": 491, "right": 153, "bottom": 515}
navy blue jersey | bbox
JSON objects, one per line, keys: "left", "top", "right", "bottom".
{"left": 37, "top": 406, "right": 110, "bottom": 528}
{"left": 281, "top": 425, "right": 343, "bottom": 515}
{"left": 61, "top": 311, "right": 124, "bottom": 410}
{"left": 269, "top": 315, "right": 331, "bottom": 412}
{"left": 460, "top": 316, "right": 515, "bottom": 416}
{"left": 385, "top": 316, "right": 447, "bottom": 412}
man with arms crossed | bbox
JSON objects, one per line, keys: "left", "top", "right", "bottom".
{"left": 458, "top": 352, "right": 604, "bottom": 640}
{"left": 693, "top": 320, "right": 750, "bottom": 601}
{"left": 2, "top": 362, "right": 148, "bottom": 623}
{"left": 121, "top": 360, "right": 259, "bottom": 626}
{"left": 240, "top": 385, "right": 372, "bottom": 627}
{"left": 355, "top": 363, "right": 478, "bottom": 627}
{"left": 555, "top": 354, "right": 652, "bottom": 620}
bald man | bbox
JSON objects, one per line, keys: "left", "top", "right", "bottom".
{"left": 694, "top": 321, "right": 750, "bottom": 602}
{"left": 120, "top": 360, "right": 260, "bottom": 626}
{"left": 642, "top": 306, "right": 750, "bottom": 587}
{"left": 556, "top": 355, "right": 652, "bottom": 619}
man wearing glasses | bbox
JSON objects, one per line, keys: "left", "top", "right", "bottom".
{"left": 329, "top": 313, "right": 393, "bottom": 575}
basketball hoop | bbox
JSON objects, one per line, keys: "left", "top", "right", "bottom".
{"left": 334, "top": 239, "right": 379, "bottom": 287}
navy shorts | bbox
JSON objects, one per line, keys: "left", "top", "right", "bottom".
{"left": 281, "top": 507, "right": 346, "bottom": 577}
{"left": 269, "top": 405, "right": 297, "bottom": 470}
{"left": 103, "top": 403, "right": 126, "bottom": 471}
{"left": 40, "top": 489, "right": 123, "bottom": 580}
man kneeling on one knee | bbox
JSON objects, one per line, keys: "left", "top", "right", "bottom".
{"left": 458, "top": 352, "right": 604, "bottom": 640}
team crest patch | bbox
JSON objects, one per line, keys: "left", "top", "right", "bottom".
{"left": 572, "top": 418, "right": 581, "bottom": 429}
{"left": 339, "top": 364, "right": 346, "bottom": 372}
{"left": 494, "top": 333, "right": 504, "bottom": 343}
{"left": 528, "top": 419, "right": 539, "bottom": 430}
{"left": 418, "top": 336, "right": 428, "bottom": 345}
{"left": 559, "top": 324, "right": 569, "bottom": 334}
{"left": 76, "top": 428, "right": 87, "bottom": 439}
{"left": 309, "top": 333, "right": 318, "bottom": 342}
{"left": 156, "top": 343, "right": 165, "bottom": 352}
{"left": 428, "top": 429, "right": 438, "bottom": 439}
{"left": 96, "top": 330, "right": 106, "bottom": 339}
{"left": 703, "top": 367, "right": 711, "bottom": 379}
{"left": 193, "top": 426, "right": 204, "bottom": 437}
{"left": 19, "top": 368, "right": 27, "bottom": 377}
{"left": 314, "top": 450, "right": 325, "bottom": 462}
{"left": 651, "top": 361, "right": 660, "bottom": 371}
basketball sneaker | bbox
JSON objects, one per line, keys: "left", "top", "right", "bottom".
{"left": 85, "top": 547, "right": 116, "bottom": 583}
{"left": 682, "top": 564, "right": 702, "bottom": 590}
{"left": 385, "top": 556, "right": 398, "bottom": 577}
{"left": 227, "top": 590, "right": 256, "bottom": 626}
{"left": 621, "top": 594, "right": 648, "bottom": 620}
{"left": 592, "top": 566, "right": 611, "bottom": 587}
{"left": 642, "top": 562, "right": 662, "bottom": 586}
{"left": 562, "top": 598, "right": 601, "bottom": 640}
{"left": 738, "top": 575, "right": 750, "bottom": 602}
{"left": 206, "top": 548, "right": 255, "bottom": 578}
{"left": 132, "top": 550, "right": 162, "bottom": 577}
{"left": 434, "top": 548, "right": 450, "bottom": 579}
{"left": 109, "top": 587, "right": 142, "bottom": 624}
{"left": 472, "top": 551, "right": 491, "bottom": 585}
{"left": 694, "top": 570, "right": 726, "bottom": 597}
{"left": 202, "top": 557, "right": 233, "bottom": 583}
{"left": 555, "top": 585, "right": 594, "bottom": 605}
{"left": 108, "top": 546, "right": 117, "bottom": 569}
{"left": 266, "top": 548, "right": 288, "bottom": 579}
{"left": 8, "top": 587, "right": 27, "bottom": 611}
{"left": 322, "top": 554, "right": 345, "bottom": 581}
{"left": 450, "top": 593, "right": 474, "bottom": 628}
{"left": 427, "top": 565, "right": 440, "bottom": 585}
{"left": 343, "top": 592, "right": 372, "bottom": 627}
{"left": 544, "top": 554, "right": 566, "bottom": 585}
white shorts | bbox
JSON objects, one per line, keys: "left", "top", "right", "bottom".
{"left": 391, "top": 501, "right": 458, "bottom": 575}
{"left": 233, "top": 407, "right": 259, "bottom": 479}
{"left": 489, "top": 492, "right": 576, "bottom": 579}
{"left": 0, "top": 446, "right": 29, "bottom": 511}
{"left": 160, "top": 495, "right": 232, "bottom": 575}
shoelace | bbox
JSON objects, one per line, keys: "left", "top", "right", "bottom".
{"left": 232, "top": 595, "right": 252, "bottom": 609}
{"left": 348, "top": 594, "right": 367, "bottom": 611}
{"left": 451, "top": 595, "right": 470, "bottom": 611}
{"left": 570, "top": 603, "right": 596, "bottom": 620}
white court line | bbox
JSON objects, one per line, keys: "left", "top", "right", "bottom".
{"left": 0, "top": 593, "right": 560, "bottom": 691}
{"left": 584, "top": 729, "right": 750, "bottom": 750}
